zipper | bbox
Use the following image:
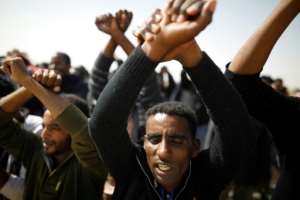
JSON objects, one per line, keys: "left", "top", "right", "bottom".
{"left": 136, "top": 155, "right": 162, "bottom": 200}
{"left": 43, "top": 153, "right": 74, "bottom": 176}
{"left": 174, "top": 161, "right": 192, "bottom": 200}
{"left": 136, "top": 155, "right": 192, "bottom": 200}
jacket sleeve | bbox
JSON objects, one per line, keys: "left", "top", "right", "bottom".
{"left": 224, "top": 69, "right": 300, "bottom": 155}
{"left": 55, "top": 104, "right": 107, "bottom": 180}
{"left": 184, "top": 53, "right": 258, "bottom": 183}
{"left": 0, "top": 110, "right": 43, "bottom": 169}
{"left": 89, "top": 47, "right": 158, "bottom": 181}
{"left": 88, "top": 53, "right": 114, "bottom": 110}
{"left": 132, "top": 72, "right": 163, "bottom": 144}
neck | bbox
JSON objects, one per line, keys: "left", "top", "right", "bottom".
{"left": 163, "top": 184, "right": 176, "bottom": 193}
{"left": 53, "top": 150, "right": 72, "bottom": 167}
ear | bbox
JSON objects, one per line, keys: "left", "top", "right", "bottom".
{"left": 191, "top": 139, "right": 200, "bottom": 158}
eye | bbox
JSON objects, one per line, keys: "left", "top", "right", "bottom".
{"left": 170, "top": 138, "right": 183, "bottom": 145}
{"left": 168, "top": 135, "right": 186, "bottom": 145}
{"left": 145, "top": 134, "right": 161, "bottom": 145}
{"left": 46, "top": 124, "right": 61, "bottom": 132}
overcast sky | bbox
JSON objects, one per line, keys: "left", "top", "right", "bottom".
{"left": 1, "top": 0, "right": 299, "bottom": 89}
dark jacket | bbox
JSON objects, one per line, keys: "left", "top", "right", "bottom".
{"left": 61, "top": 74, "right": 89, "bottom": 99}
{"left": 225, "top": 69, "right": 300, "bottom": 200}
{"left": 88, "top": 52, "right": 162, "bottom": 144}
{"left": 90, "top": 47, "right": 259, "bottom": 200}
{"left": 0, "top": 105, "right": 106, "bottom": 200}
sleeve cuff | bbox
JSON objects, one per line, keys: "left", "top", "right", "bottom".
{"left": 55, "top": 104, "right": 88, "bottom": 136}
{"left": 94, "top": 53, "right": 115, "bottom": 72}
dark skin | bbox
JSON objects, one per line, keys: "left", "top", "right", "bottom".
{"left": 135, "top": 0, "right": 216, "bottom": 193}
{"left": 144, "top": 114, "right": 199, "bottom": 192}
{"left": 136, "top": 0, "right": 216, "bottom": 63}
{"left": 95, "top": 9, "right": 134, "bottom": 56}
{"left": 49, "top": 53, "right": 71, "bottom": 76}
{"left": 42, "top": 110, "right": 72, "bottom": 166}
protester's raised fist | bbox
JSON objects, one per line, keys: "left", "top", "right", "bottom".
{"left": 115, "top": 9, "right": 133, "bottom": 32}
{"left": 32, "top": 69, "right": 62, "bottom": 92}
{"left": 137, "top": 0, "right": 217, "bottom": 61}
{"left": 95, "top": 13, "right": 119, "bottom": 35}
{"left": 133, "top": 9, "right": 162, "bottom": 44}
{"left": 1, "top": 57, "right": 29, "bottom": 85}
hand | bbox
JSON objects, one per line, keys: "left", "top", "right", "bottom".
{"left": 165, "top": 0, "right": 213, "bottom": 22}
{"left": 138, "top": 0, "right": 216, "bottom": 61}
{"left": 135, "top": 9, "right": 195, "bottom": 62}
{"left": 134, "top": 9, "right": 162, "bottom": 45}
{"left": 1, "top": 57, "right": 30, "bottom": 86}
{"left": 115, "top": 9, "right": 133, "bottom": 32}
{"left": 1, "top": 58, "right": 62, "bottom": 92}
{"left": 163, "top": 40, "right": 200, "bottom": 63}
{"left": 95, "top": 13, "right": 120, "bottom": 35}
{"left": 32, "top": 69, "right": 62, "bottom": 92}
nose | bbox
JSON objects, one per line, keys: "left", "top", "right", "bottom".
{"left": 157, "top": 138, "right": 172, "bottom": 160}
{"left": 41, "top": 128, "right": 51, "bottom": 139}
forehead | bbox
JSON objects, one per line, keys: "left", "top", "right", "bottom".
{"left": 146, "top": 113, "right": 191, "bottom": 136}
{"left": 43, "top": 110, "right": 56, "bottom": 125}
{"left": 51, "top": 54, "right": 63, "bottom": 63}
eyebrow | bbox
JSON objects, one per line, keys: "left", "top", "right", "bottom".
{"left": 43, "top": 123, "right": 61, "bottom": 128}
{"left": 168, "top": 134, "right": 187, "bottom": 139}
{"left": 146, "top": 132, "right": 161, "bottom": 136}
{"left": 145, "top": 132, "right": 188, "bottom": 139}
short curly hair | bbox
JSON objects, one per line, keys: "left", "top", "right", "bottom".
{"left": 146, "top": 101, "right": 198, "bottom": 138}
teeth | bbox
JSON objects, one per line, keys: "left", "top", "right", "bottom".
{"left": 43, "top": 141, "right": 53, "bottom": 147}
{"left": 158, "top": 164, "right": 171, "bottom": 171}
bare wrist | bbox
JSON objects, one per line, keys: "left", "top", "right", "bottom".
{"left": 19, "top": 76, "right": 33, "bottom": 88}
{"left": 178, "top": 42, "right": 203, "bottom": 68}
{"left": 111, "top": 30, "right": 125, "bottom": 43}
{"left": 141, "top": 41, "right": 168, "bottom": 61}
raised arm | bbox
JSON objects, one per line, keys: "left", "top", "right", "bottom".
{"left": 114, "top": 9, "right": 134, "bottom": 55}
{"left": 95, "top": 10, "right": 134, "bottom": 55}
{"left": 225, "top": 0, "right": 300, "bottom": 156}
{"left": 0, "top": 87, "right": 32, "bottom": 113}
{"left": 89, "top": 10, "right": 135, "bottom": 111}
{"left": 0, "top": 67, "right": 62, "bottom": 113}
{"left": 0, "top": 64, "right": 62, "bottom": 168}
{"left": 89, "top": 14, "right": 118, "bottom": 111}
{"left": 138, "top": 0, "right": 259, "bottom": 182}
{"left": 89, "top": 46, "right": 158, "bottom": 181}
{"left": 89, "top": 0, "right": 217, "bottom": 180}
{"left": 95, "top": 13, "right": 118, "bottom": 58}
{"left": 228, "top": 0, "right": 300, "bottom": 74}
{"left": 1, "top": 59, "right": 106, "bottom": 178}
{"left": 182, "top": 42, "right": 257, "bottom": 182}
{"left": 2, "top": 58, "right": 67, "bottom": 119}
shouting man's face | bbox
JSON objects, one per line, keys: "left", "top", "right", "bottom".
{"left": 41, "top": 110, "right": 71, "bottom": 158}
{"left": 144, "top": 113, "right": 198, "bottom": 192}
